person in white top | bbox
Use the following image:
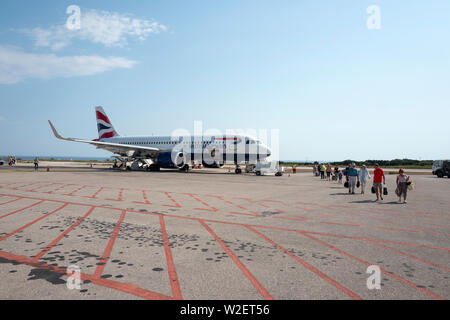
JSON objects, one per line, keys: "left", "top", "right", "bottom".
{"left": 396, "top": 169, "right": 410, "bottom": 203}
{"left": 358, "top": 165, "right": 371, "bottom": 194}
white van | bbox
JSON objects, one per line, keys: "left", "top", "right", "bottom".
{"left": 432, "top": 160, "right": 450, "bottom": 178}
{"left": 253, "top": 161, "right": 284, "bottom": 176}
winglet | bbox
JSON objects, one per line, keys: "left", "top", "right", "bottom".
{"left": 48, "top": 120, "right": 71, "bottom": 141}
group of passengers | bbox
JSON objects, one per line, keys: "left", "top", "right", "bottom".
{"left": 313, "top": 163, "right": 411, "bottom": 203}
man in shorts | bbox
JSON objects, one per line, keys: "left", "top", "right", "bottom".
{"left": 373, "top": 163, "right": 385, "bottom": 201}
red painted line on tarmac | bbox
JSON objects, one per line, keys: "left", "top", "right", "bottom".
{"left": 206, "top": 195, "right": 260, "bottom": 216}
{"left": 0, "top": 203, "right": 69, "bottom": 242}
{"left": 160, "top": 191, "right": 181, "bottom": 208}
{"left": 320, "top": 221, "right": 361, "bottom": 227}
{"left": 63, "top": 185, "right": 87, "bottom": 196}
{"left": 298, "top": 232, "right": 446, "bottom": 300}
{"left": 0, "top": 197, "right": 21, "bottom": 206}
{"left": 42, "top": 183, "right": 68, "bottom": 194}
{"left": 0, "top": 250, "right": 172, "bottom": 300}
{"left": 2, "top": 192, "right": 449, "bottom": 253}
{"left": 378, "top": 226, "right": 421, "bottom": 233}
{"left": 94, "top": 210, "right": 127, "bottom": 278}
{"left": 186, "top": 193, "right": 219, "bottom": 212}
{"left": 32, "top": 206, "right": 96, "bottom": 262}
{"left": 424, "top": 222, "right": 450, "bottom": 230}
{"left": 85, "top": 187, "right": 104, "bottom": 199}
{"left": 159, "top": 215, "right": 183, "bottom": 300}
{"left": 133, "top": 190, "right": 152, "bottom": 205}
{"left": 200, "top": 220, "right": 274, "bottom": 300}
{"left": 273, "top": 216, "right": 307, "bottom": 222}
{"left": 365, "top": 240, "right": 450, "bottom": 272}
{"left": 260, "top": 199, "right": 289, "bottom": 206}
{"left": 315, "top": 211, "right": 339, "bottom": 219}
{"left": 229, "top": 211, "right": 260, "bottom": 217}
{"left": 404, "top": 225, "right": 450, "bottom": 238}
{"left": 0, "top": 200, "right": 45, "bottom": 219}
{"left": 247, "top": 226, "right": 362, "bottom": 300}
{"left": 107, "top": 188, "right": 125, "bottom": 201}
{"left": 29, "top": 182, "right": 59, "bottom": 192}
{"left": 11, "top": 182, "right": 40, "bottom": 190}
{"left": 300, "top": 230, "right": 450, "bottom": 253}
{"left": 47, "top": 183, "right": 76, "bottom": 194}
{"left": 295, "top": 206, "right": 315, "bottom": 213}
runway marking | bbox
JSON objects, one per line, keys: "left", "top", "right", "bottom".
{"left": 247, "top": 226, "right": 362, "bottom": 300}
{"left": 1, "top": 192, "right": 449, "bottom": 253}
{"left": 28, "top": 182, "right": 60, "bottom": 192}
{"left": 11, "top": 182, "right": 40, "bottom": 191}
{"left": 298, "top": 232, "right": 446, "bottom": 300}
{"left": 364, "top": 239, "right": 450, "bottom": 272}
{"left": 321, "top": 221, "right": 361, "bottom": 227}
{"left": 0, "top": 250, "right": 173, "bottom": 300}
{"left": 133, "top": 190, "right": 152, "bottom": 205}
{"left": 0, "top": 203, "right": 69, "bottom": 242}
{"left": 206, "top": 195, "right": 260, "bottom": 216}
{"left": 200, "top": 220, "right": 273, "bottom": 300}
{"left": 0, "top": 200, "right": 46, "bottom": 220}
{"left": 94, "top": 210, "right": 127, "bottom": 278}
{"left": 273, "top": 216, "right": 307, "bottom": 222}
{"left": 0, "top": 197, "right": 21, "bottom": 206}
{"left": 63, "top": 185, "right": 87, "bottom": 196}
{"left": 46, "top": 183, "right": 76, "bottom": 194}
{"left": 159, "top": 191, "right": 181, "bottom": 208}
{"left": 378, "top": 226, "right": 421, "bottom": 233}
{"left": 160, "top": 215, "right": 183, "bottom": 300}
{"left": 31, "top": 206, "right": 96, "bottom": 263}
{"left": 185, "top": 193, "right": 218, "bottom": 212}
{"left": 85, "top": 187, "right": 104, "bottom": 199}
{"left": 106, "top": 188, "right": 125, "bottom": 202}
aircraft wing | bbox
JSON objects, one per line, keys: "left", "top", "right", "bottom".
{"left": 48, "top": 120, "right": 161, "bottom": 159}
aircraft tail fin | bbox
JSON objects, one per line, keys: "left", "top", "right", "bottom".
{"left": 95, "top": 106, "right": 119, "bottom": 139}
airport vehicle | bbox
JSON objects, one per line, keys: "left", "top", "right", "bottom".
{"left": 48, "top": 107, "right": 272, "bottom": 173}
{"left": 432, "top": 160, "right": 450, "bottom": 178}
{"left": 253, "top": 161, "right": 284, "bottom": 176}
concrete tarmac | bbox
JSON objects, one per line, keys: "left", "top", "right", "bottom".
{"left": 0, "top": 165, "right": 448, "bottom": 300}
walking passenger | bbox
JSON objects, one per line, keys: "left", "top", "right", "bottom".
{"left": 359, "top": 165, "right": 371, "bottom": 194}
{"left": 326, "top": 164, "right": 332, "bottom": 181}
{"left": 373, "top": 163, "right": 385, "bottom": 201}
{"left": 396, "top": 169, "right": 410, "bottom": 203}
{"left": 347, "top": 163, "right": 359, "bottom": 194}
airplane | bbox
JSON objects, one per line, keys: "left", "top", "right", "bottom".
{"left": 48, "top": 106, "right": 272, "bottom": 174}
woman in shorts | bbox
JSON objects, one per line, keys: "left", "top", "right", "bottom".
{"left": 396, "top": 169, "right": 410, "bottom": 203}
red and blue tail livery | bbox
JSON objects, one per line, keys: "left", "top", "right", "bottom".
{"left": 95, "top": 106, "right": 119, "bottom": 139}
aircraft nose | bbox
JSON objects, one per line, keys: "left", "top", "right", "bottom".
{"left": 262, "top": 146, "right": 271, "bottom": 157}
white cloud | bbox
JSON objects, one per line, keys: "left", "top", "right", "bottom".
{"left": 25, "top": 9, "right": 167, "bottom": 50}
{"left": 0, "top": 46, "right": 137, "bottom": 84}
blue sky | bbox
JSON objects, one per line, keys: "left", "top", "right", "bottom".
{"left": 0, "top": 0, "right": 449, "bottom": 161}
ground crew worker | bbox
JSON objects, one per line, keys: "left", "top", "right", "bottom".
{"left": 34, "top": 157, "right": 39, "bottom": 171}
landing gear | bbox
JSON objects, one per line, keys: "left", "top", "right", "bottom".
{"left": 180, "top": 164, "right": 190, "bottom": 172}
{"left": 245, "top": 163, "right": 255, "bottom": 173}
{"left": 147, "top": 164, "right": 160, "bottom": 172}
{"left": 235, "top": 164, "right": 242, "bottom": 174}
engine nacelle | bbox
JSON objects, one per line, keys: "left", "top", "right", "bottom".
{"left": 156, "top": 152, "right": 187, "bottom": 169}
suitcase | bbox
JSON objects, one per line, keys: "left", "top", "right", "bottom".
{"left": 383, "top": 187, "right": 388, "bottom": 195}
